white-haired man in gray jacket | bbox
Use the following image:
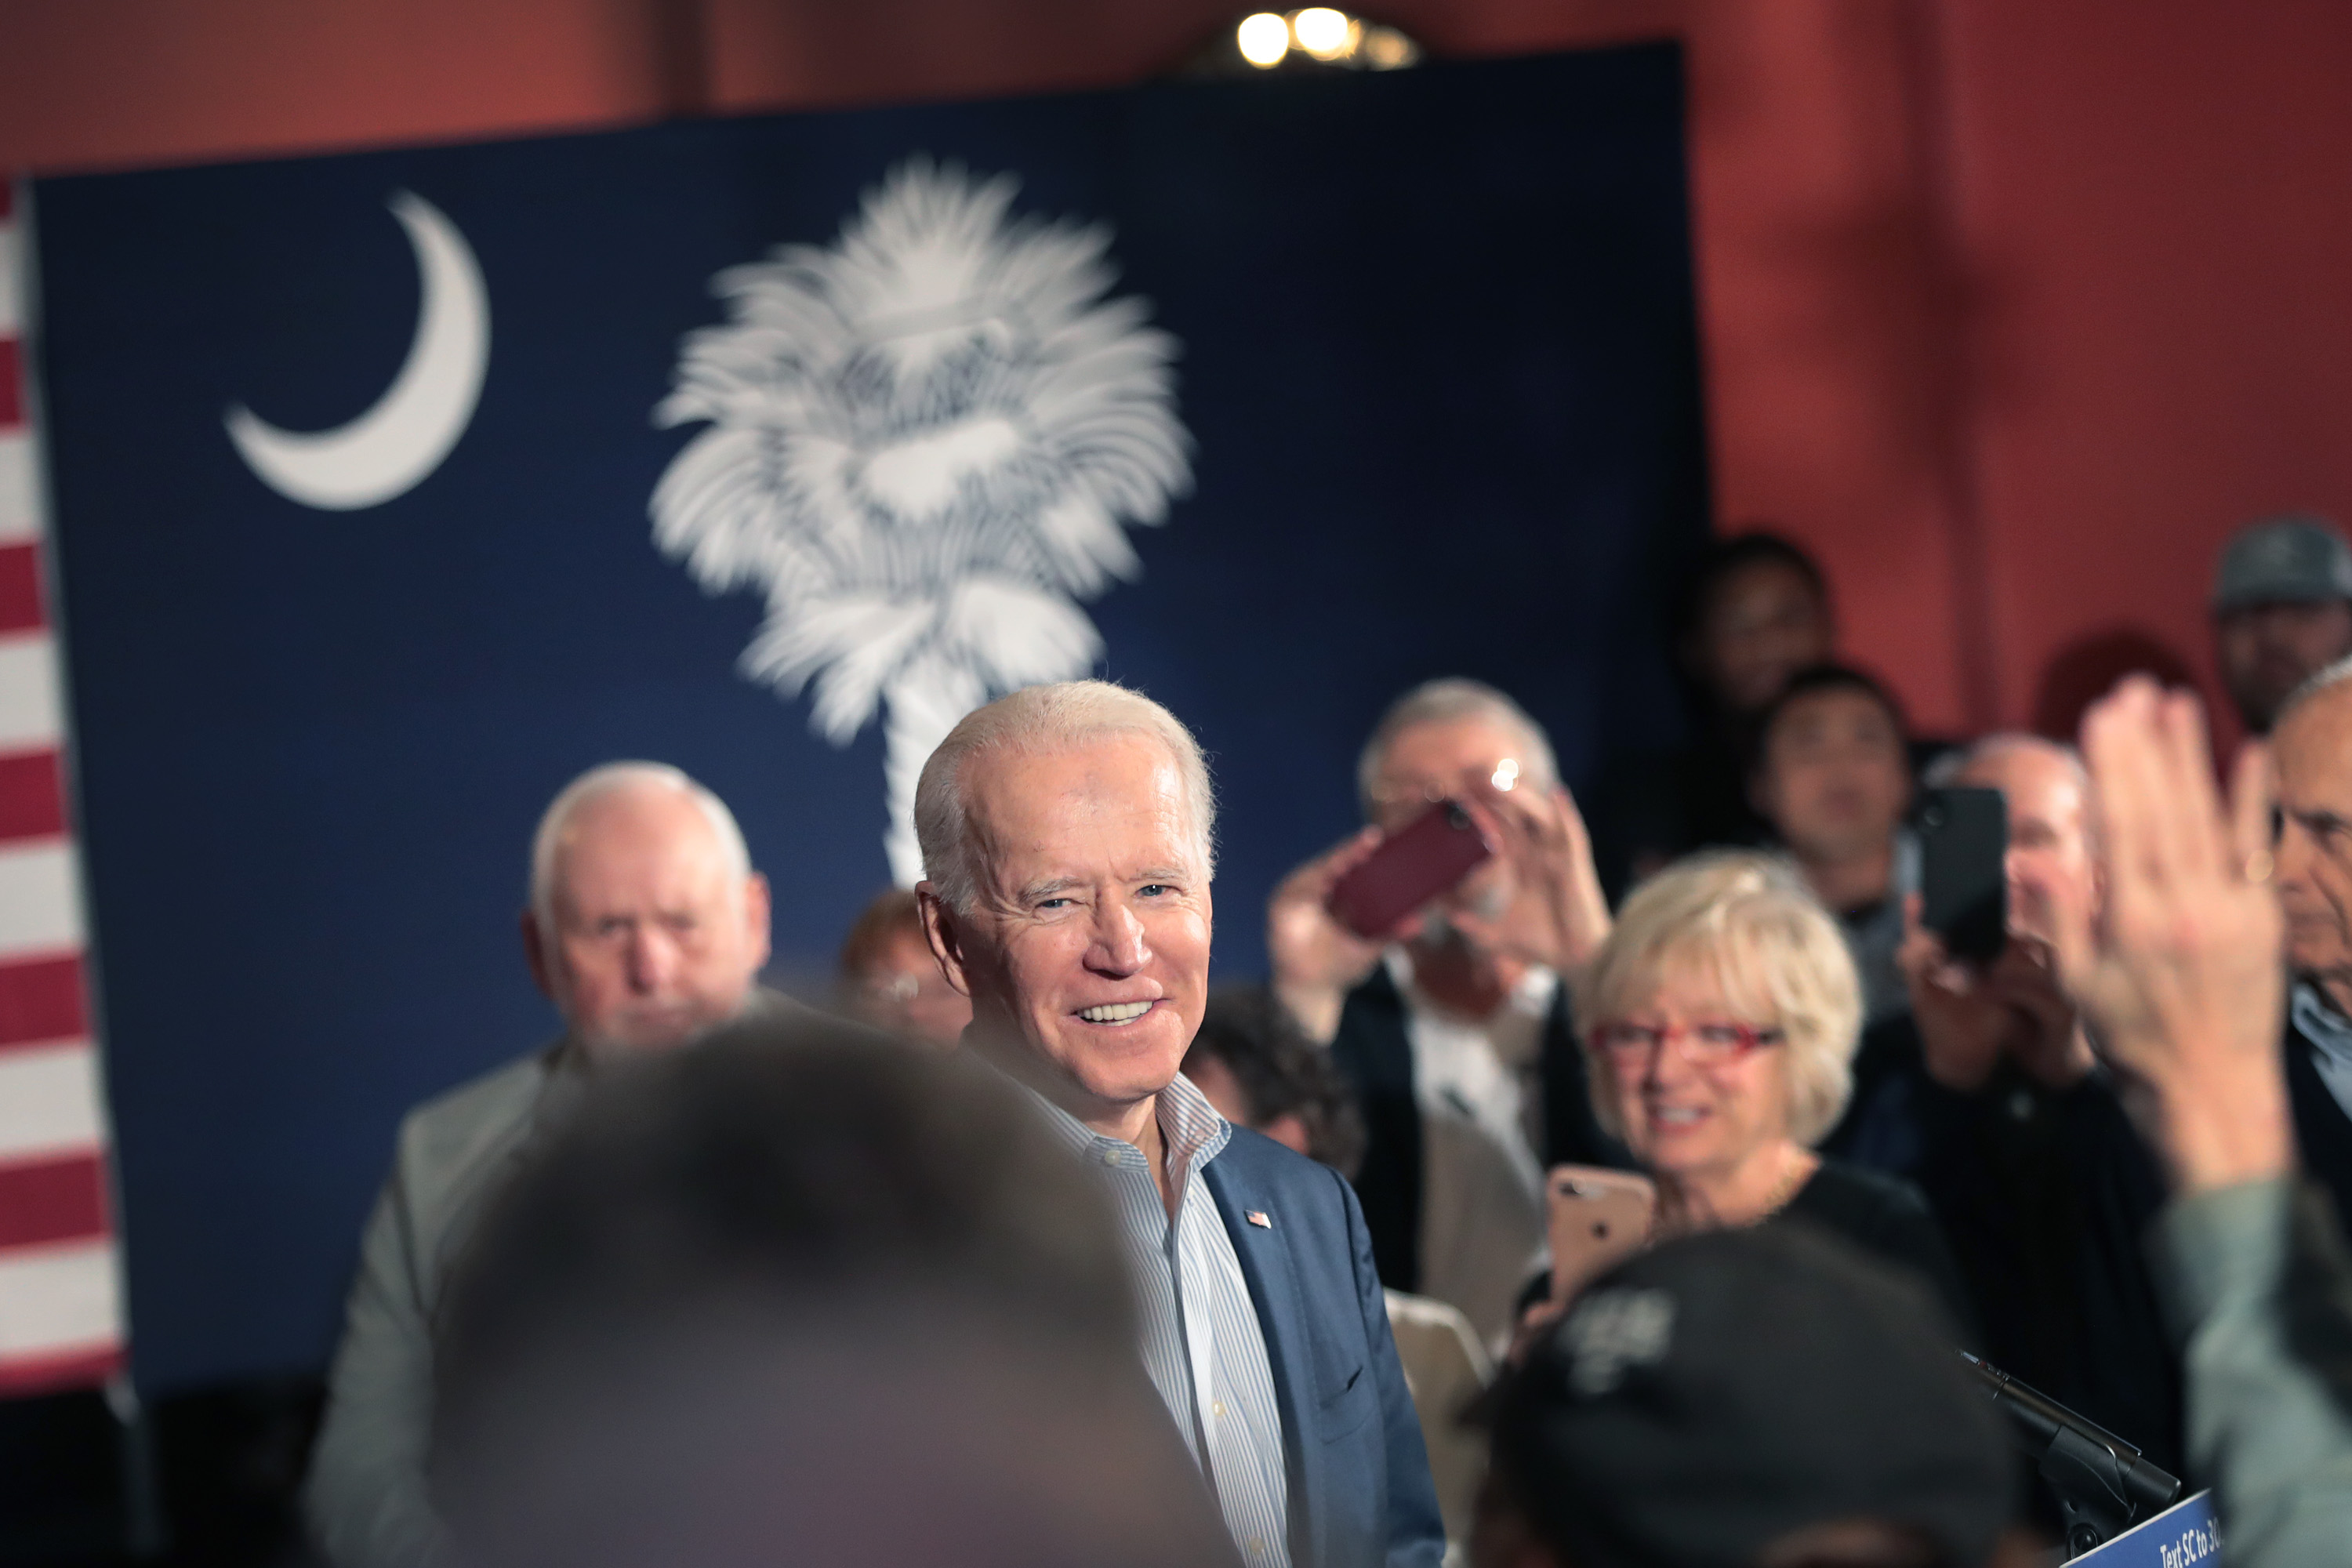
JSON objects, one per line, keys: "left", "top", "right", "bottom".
{"left": 304, "top": 762, "right": 782, "bottom": 1568}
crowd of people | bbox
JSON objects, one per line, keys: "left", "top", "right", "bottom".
{"left": 297, "top": 514, "right": 2352, "bottom": 1568}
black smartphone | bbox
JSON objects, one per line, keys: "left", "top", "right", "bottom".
{"left": 1918, "top": 785, "right": 2008, "bottom": 963}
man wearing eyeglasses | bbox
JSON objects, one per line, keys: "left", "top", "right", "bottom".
{"left": 2264, "top": 659, "right": 2352, "bottom": 1229}
{"left": 1267, "top": 679, "right": 1626, "bottom": 1346}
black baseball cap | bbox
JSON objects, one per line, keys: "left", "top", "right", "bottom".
{"left": 2212, "top": 514, "right": 2352, "bottom": 614}
{"left": 1481, "top": 1222, "right": 2013, "bottom": 1568}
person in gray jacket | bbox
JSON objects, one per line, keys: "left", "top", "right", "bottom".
{"left": 303, "top": 761, "right": 782, "bottom": 1568}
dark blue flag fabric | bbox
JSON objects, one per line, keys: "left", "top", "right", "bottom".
{"left": 28, "top": 43, "right": 1705, "bottom": 1392}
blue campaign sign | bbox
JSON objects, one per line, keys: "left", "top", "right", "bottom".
{"left": 28, "top": 45, "right": 1706, "bottom": 1392}
{"left": 2071, "top": 1491, "right": 2221, "bottom": 1568}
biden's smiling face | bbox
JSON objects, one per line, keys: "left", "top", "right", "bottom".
{"left": 929, "top": 735, "right": 1212, "bottom": 1126}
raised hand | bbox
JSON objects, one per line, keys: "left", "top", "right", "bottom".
{"left": 1446, "top": 779, "right": 1613, "bottom": 976}
{"left": 2046, "top": 677, "right": 2292, "bottom": 1192}
{"left": 1267, "top": 827, "right": 1392, "bottom": 1042}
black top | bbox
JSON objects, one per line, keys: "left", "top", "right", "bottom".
{"left": 2285, "top": 1011, "right": 2352, "bottom": 1232}
{"left": 1780, "top": 1159, "right": 1976, "bottom": 1340}
{"left": 1878, "top": 1045, "right": 2181, "bottom": 1479}
{"left": 1515, "top": 1158, "right": 1978, "bottom": 1343}
{"left": 1820, "top": 1012, "right": 1937, "bottom": 1177}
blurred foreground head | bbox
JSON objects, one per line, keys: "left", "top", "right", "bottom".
{"left": 434, "top": 1013, "right": 1236, "bottom": 1568}
{"left": 1474, "top": 1225, "right": 2010, "bottom": 1568}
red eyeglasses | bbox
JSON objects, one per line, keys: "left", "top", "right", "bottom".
{"left": 1590, "top": 1020, "right": 1786, "bottom": 1062}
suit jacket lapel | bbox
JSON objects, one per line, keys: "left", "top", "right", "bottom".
{"left": 1206, "top": 1154, "right": 1319, "bottom": 1568}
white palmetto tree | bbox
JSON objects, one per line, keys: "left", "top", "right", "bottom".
{"left": 652, "top": 158, "right": 1193, "bottom": 883}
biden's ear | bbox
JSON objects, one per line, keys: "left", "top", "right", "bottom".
{"left": 916, "top": 884, "right": 975, "bottom": 998}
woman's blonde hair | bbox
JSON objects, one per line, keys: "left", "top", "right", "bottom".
{"left": 1573, "top": 850, "right": 1861, "bottom": 1147}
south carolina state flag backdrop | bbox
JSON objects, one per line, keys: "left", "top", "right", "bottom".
{"left": 25, "top": 43, "right": 1706, "bottom": 1392}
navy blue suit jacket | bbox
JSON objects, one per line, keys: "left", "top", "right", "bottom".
{"left": 1202, "top": 1127, "right": 1446, "bottom": 1568}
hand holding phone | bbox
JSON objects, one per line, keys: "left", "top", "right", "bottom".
{"left": 1919, "top": 785, "right": 2008, "bottom": 964}
{"left": 1442, "top": 777, "right": 1613, "bottom": 975}
{"left": 1324, "top": 800, "right": 1494, "bottom": 941}
{"left": 1546, "top": 1165, "right": 1656, "bottom": 1305}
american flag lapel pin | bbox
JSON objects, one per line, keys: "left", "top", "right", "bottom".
{"left": 1247, "top": 1210, "right": 1273, "bottom": 1229}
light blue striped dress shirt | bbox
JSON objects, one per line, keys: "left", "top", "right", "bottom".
{"left": 1016, "top": 1069, "right": 1292, "bottom": 1568}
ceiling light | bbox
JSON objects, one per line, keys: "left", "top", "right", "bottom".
{"left": 1236, "top": 13, "right": 1290, "bottom": 67}
{"left": 1291, "top": 8, "right": 1352, "bottom": 60}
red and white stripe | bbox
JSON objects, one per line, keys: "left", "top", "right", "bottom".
{"left": 0, "top": 180, "right": 127, "bottom": 1397}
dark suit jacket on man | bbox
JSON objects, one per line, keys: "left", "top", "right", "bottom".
{"left": 1202, "top": 1125, "right": 1446, "bottom": 1568}
{"left": 2286, "top": 1012, "right": 2352, "bottom": 1231}
{"left": 1327, "top": 964, "right": 1628, "bottom": 1294}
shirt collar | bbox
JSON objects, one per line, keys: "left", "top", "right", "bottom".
{"left": 2294, "top": 982, "right": 2352, "bottom": 1065}
{"left": 982, "top": 1054, "right": 1233, "bottom": 1181}
{"left": 1155, "top": 1069, "right": 1235, "bottom": 1175}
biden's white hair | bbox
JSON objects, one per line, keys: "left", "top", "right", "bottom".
{"left": 529, "top": 762, "right": 753, "bottom": 929}
{"left": 913, "top": 681, "right": 1215, "bottom": 913}
{"left": 1356, "top": 677, "right": 1559, "bottom": 819}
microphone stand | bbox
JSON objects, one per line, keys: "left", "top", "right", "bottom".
{"left": 1959, "top": 1352, "right": 2181, "bottom": 1558}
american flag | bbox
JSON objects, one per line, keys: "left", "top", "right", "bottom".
{"left": 0, "top": 179, "right": 125, "bottom": 1396}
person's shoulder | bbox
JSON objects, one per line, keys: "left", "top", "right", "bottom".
{"left": 1219, "top": 1122, "right": 1331, "bottom": 1178}
{"left": 1215, "top": 1124, "right": 1358, "bottom": 1211}
{"left": 407, "top": 1048, "right": 551, "bottom": 1131}
{"left": 395, "top": 1048, "right": 557, "bottom": 1183}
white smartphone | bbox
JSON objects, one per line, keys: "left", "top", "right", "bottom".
{"left": 1547, "top": 1165, "right": 1657, "bottom": 1304}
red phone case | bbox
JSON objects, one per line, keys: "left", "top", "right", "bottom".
{"left": 1325, "top": 801, "right": 1494, "bottom": 939}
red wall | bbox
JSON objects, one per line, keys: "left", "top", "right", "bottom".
{"left": 5, "top": 0, "right": 2344, "bottom": 749}
{"left": 1937, "top": 0, "right": 2352, "bottom": 752}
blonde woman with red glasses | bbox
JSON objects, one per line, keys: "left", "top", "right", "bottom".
{"left": 1575, "top": 851, "right": 1972, "bottom": 1324}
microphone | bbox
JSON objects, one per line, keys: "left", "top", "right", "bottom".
{"left": 1960, "top": 1352, "right": 2180, "bottom": 1555}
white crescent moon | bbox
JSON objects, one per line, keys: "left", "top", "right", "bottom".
{"left": 225, "top": 191, "right": 489, "bottom": 511}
